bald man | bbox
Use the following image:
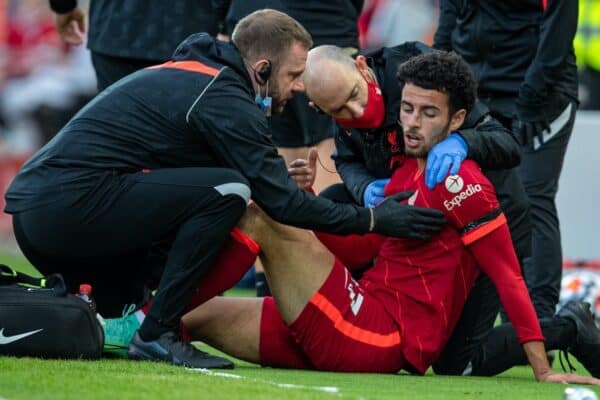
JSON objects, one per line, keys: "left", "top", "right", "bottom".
{"left": 297, "top": 44, "right": 538, "bottom": 376}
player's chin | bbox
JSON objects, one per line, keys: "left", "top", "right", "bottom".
{"left": 404, "top": 148, "right": 427, "bottom": 158}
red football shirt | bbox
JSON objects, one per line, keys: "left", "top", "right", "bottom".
{"left": 360, "top": 158, "right": 543, "bottom": 374}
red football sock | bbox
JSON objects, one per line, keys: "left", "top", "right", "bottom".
{"left": 185, "top": 227, "right": 260, "bottom": 312}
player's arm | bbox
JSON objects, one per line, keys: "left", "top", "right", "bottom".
{"left": 435, "top": 164, "right": 543, "bottom": 377}
{"left": 466, "top": 223, "right": 549, "bottom": 378}
{"left": 469, "top": 224, "right": 600, "bottom": 384}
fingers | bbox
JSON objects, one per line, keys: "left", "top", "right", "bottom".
{"left": 412, "top": 223, "right": 444, "bottom": 234}
{"left": 544, "top": 373, "right": 600, "bottom": 385}
{"left": 566, "top": 373, "right": 600, "bottom": 385}
{"left": 388, "top": 191, "right": 414, "bottom": 202}
{"left": 425, "top": 153, "right": 438, "bottom": 189}
{"left": 435, "top": 155, "right": 453, "bottom": 185}
{"left": 410, "top": 206, "right": 445, "bottom": 220}
{"left": 289, "top": 158, "right": 308, "bottom": 168}
{"left": 371, "top": 185, "right": 386, "bottom": 197}
{"left": 405, "top": 232, "right": 432, "bottom": 241}
{"left": 288, "top": 168, "right": 313, "bottom": 180}
{"left": 449, "top": 154, "right": 464, "bottom": 176}
{"left": 307, "top": 147, "right": 318, "bottom": 170}
{"left": 67, "top": 21, "right": 86, "bottom": 45}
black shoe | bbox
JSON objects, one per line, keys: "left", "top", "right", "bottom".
{"left": 128, "top": 330, "right": 234, "bottom": 369}
{"left": 556, "top": 301, "right": 600, "bottom": 377}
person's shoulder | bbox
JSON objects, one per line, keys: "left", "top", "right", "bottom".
{"left": 458, "top": 159, "right": 482, "bottom": 175}
{"left": 428, "top": 160, "right": 490, "bottom": 201}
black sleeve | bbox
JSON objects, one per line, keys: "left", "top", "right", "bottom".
{"left": 211, "top": 0, "right": 232, "bottom": 34}
{"left": 351, "top": 0, "right": 365, "bottom": 14}
{"left": 517, "top": 0, "right": 578, "bottom": 118}
{"left": 332, "top": 128, "right": 376, "bottom": 205}
{"left": 188, "top": 71, "right": 370, "bottom": 235}
{"left": 49, "top": 0, "right": 77, "bottom": 13}
{"left": 458, "top": 116, "right": 521, "bottom": 170}
{"left": 433, "top": 0, "right": 458, "bottom": 51}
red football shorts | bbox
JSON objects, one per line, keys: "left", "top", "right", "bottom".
{"left": 259, "top": 258, "right": 405, "bottom": 373}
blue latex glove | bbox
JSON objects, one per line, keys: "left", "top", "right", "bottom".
{"left": 425, "top": 132, "right": 468, "bottom": 189}
{"left": 363, "top": 178, "right": 390, "bottom": 208}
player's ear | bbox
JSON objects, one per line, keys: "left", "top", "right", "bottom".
{"left": 449, "top": 109, "right": 467, "bottom": 132}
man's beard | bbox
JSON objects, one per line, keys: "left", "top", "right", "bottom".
{"left": 404, "top": 122, "right": 451, "bottom": 158}
{"left": 269, "top": 79, "right": 287, "bottom": 114}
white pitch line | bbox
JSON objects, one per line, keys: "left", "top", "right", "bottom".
{"left": 189, "top": 368, "right": 341, "bottom": 395}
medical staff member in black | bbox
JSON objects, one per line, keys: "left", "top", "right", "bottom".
{"left": 4, "top": 10, "right": 444, "bottom": 369}
{"left": 434, "top": 0, "right": 579, "bottom": 320}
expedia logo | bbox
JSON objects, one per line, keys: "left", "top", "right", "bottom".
{"left": 445, "top": 175, "right": 464, "bottom": 193}
{"left": 444, "top": 184, "right": 482, "bottom": 211}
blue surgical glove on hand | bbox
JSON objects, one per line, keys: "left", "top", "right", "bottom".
{"left": 363, "top": 178, "right": 390, "bottom": 208}
{"left": 425, "top": 132, "right": 468, "bottom": 189}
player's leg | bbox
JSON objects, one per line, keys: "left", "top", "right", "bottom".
{"left": 183, "top": 297, "right": 264, "bottom": 363}
{"left": 235, "top": 205, "right": 403, "bottom": 372}
{"left": 468, "top": 301, "right": 600, "bottom": 378}
{"left": 237, "top": 204, "right": 335, "bottom": 322}
{"left": 193, "top": 252, "right": 403, "bottom": 372}
{"left": 183, "top": 296, "right": 313, "bottom": 369}
{"left": 432, "top": 274, "right": 500, "bottom": 375}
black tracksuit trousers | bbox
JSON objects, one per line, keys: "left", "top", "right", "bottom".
{"left": 12, "top": 167, "right": 249, "bottom": 340}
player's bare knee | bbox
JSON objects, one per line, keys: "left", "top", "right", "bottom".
{"left": 237, "top": 203, "right": 270, "bottom": 238}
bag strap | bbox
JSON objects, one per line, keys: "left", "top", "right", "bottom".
{"left": 0, "top": 264, "right": 67, "bottom": 296}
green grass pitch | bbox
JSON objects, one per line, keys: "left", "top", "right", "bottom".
{"left": 1, "top": 253, "right": 598, "bottom": 400}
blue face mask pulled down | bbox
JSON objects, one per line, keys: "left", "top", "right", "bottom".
{"left": 255, "top": 94, "right": 272, "bottom": 117}
{"left": 255, "top": 80, "right": 272, "bottom": 117}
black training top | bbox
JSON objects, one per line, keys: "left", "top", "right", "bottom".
{"left": 5, "top": 34, "right": 370, "bottom": 235}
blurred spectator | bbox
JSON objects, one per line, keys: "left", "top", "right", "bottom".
{"left": 0, "top": 0, "right": 95, "bottom": 152}
{"left": 574, "top": 0, "right": 600, "bottom": 110}
{"left": 50, "top": 0, "right": 220, "bottom": 90}
{"left": 358, "top": 0, "right": 438, "bottom": 51}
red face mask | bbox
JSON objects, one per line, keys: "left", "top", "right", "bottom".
{"left": 334, "top": 81, "right": 386, "bottom": 129}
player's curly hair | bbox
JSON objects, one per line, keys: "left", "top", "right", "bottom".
{"left": 397, "top": 51, "right": 477, "bottom": 115}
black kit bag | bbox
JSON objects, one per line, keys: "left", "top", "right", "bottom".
{"left": 0, "top": 264, "right": 104, "bottom": 359}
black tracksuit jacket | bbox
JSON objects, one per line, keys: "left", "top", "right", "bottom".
{"left": 5, "top": 34, "right": 372, "bottom": 235}
{"left": 212, "top": 0, "right": 363, "bottom": 48}
{"left": 434, "top": 0, "right": 578, "bottom": 120}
